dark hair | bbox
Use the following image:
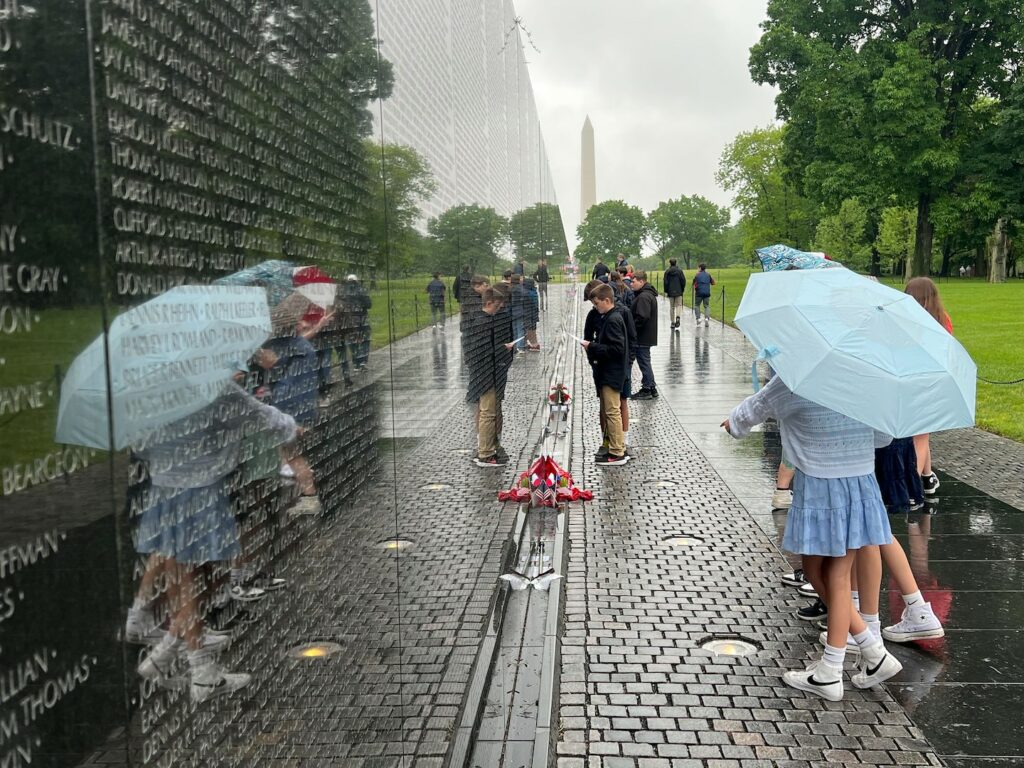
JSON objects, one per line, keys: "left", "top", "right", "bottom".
{"left": 510, "top": 273, "right": 522, "bottom": 284}
{"left": 462, "top": 265, "right": 471, "bottom": 272}
{"left": 590, "top": 283, "right": 614, "bottom": 302}
{"left": 616, "top": 265, "right": 629, "bottom": 275}
{"left": 698, "top": 263, "right": 706, "bottom": 271}
{"left": 669, "top": 258, "right": 677, "bottom": 266}
{"left": 583, "top": 279, "right": 603, "bottom": 301}
{"left": 490, "top": 283, "right": 511, "bottom": 301}
{"left": 432, "top": 272, "right": 440, "bottom": 279}
{"left": 609, "top": 270, "right": 623, "bottom": 284}
{"left": 502, "top": 269, "right": 513, "bottom": 279}
{"left": 471, "top": 275, "right": 489, "bottom": 287}
{"left": 482, "top": 288, "right": 505, "bottom": 305}
{"left": 633, "top": 270, "right": 647, "bottom": 282}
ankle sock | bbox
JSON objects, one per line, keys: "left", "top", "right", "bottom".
{"left": 822, "top": 644, "right": 846, "bottom": 669}
{"left": 851, "top": 590, "right": 860, "bottom": 611}
{"left": 859, "top": 612, "right": 881, "bottom": 636}
{"left": 852, "top": 628, "right": 875, "bottom": 648}
{"left": 903, "top": 590, "right": 924, "bottom": 608}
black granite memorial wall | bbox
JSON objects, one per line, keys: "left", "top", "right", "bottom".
{"left": 1, "top": 0, "right": 564, "bottom": 764}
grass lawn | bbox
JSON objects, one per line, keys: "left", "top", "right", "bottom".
{"left": 688, "top": 267, "right": 1024, "bottom": 443}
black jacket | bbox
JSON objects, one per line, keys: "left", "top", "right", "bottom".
{"left": 631, "top": 283, "right": 659, "bottom": 347}
{"left": 592, "top": 262, "right": 610, "bottom": 280}
{"left": 533, "top": 264, "right": 550, "bottom": 283}
{"left": 465, "top": 307, "right": 514, "bottom": 402}
{"left": 663, "top": 265, "right": 686, "bottom": 297}
{"left": 453, "top": 272, "right": 472, "bottom": 304}
{"left": 585, "top": 308, "right": 628, "bottom": 391}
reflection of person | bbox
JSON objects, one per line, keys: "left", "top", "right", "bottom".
{"left": 875, "top": 437, "right": 924, "bottom": 512}
{"left": 453, "top": 265, "right": 472, "bottom": 309}
{"left": 509, "top": 274, "right": 527, "bottom": 351}
{"left": 693, "top": 263, "right": 715, "bottom": 326}
{"left": 663, "top": 258, "right": 686, "bottom": 330}
{"left": 513, "top": 260, "right": 525, "bottom": 276}
{"left": 886, "top": 513, "right": 949, "bottom": 647}
{"left": 591, "top": 258, "right": 610, "bottom": 281}
{"left": 466, "top": 289, "right": 514, "bottom": 466}
{"left": 427, "top": 272, "right": 447, "bottom": 328}
{"left": 724, "top": 376, "right": 902, "bottom": 701}
{"left": 129, "top": 382, "right": 297, "bottom": 702}
{"left": 629, "top": 271, "right": 658, "bottom": 400}
{"left": 522, "top": 275, "right": 540, "bottom": 350}
{"left": 905, "top": 277, "right": 952, "bottom": 497}
{"left": 583, "top": 283, "right": 629, "bottom": 466}
{"left": 532, "top": 260, "right": 550, "bottom": 310}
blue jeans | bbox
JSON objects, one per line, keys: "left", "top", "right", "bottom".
{"left": 513, "top": 317, "right": 526, "bottom": 349}
{"left": 635, "top": 345, "right": 656, "bottom": 391}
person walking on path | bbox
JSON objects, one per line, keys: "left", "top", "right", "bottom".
{"left": 592, "top": 258, "right": 610, "bottom": 281}
{"left": 723, "top": 376, "right": 902, "bottom": 702}
{"left": 466, "top": 289, "right": 514, "bottom": 466}
{"left": 453, "top": 265, "right": 472, "bottom": 310}
{"left": 629, "top": 270, "right": 659, "bottom": 400}
{"left": 582, "top": 283, "right": 629, "bottom": 466}
{"left": 693, "top": 263, "right": 715, "bottom": 326}
{"left": 427, "top": 273, "right": 447, "bottom": 328}
{"left": 533, "top": 260, "right": 550, "bottom": 310}
{"left": 904, "top": 277, "right": 952, "bottom": 496}
{"left": 663, "top": 259, "right": 687, "bottom": 330}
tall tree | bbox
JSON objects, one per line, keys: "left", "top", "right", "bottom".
{"left": 427, "top": 204, "right": 509, "bottom": 277}
{"left": 813, "top": 198, "right": 871, "bottom": 270}
{"left": 875, "top": 206, "right": 917, "bottom": 276}
{"left": 647, "top": 195, "right": 730, "bottom": 269}
{"left": 716, "top": 125, "right": 815, "bottom": 254}
{"left": 750, "top": 0, "right": 1024, "bottom": 278}
{"left": 365, "top": 141, "right": 437, "bottom": 275}
{"left": 509, "top": 203, "right": 570, "bottom": 266}
{"left": 574, "top": 200, "right": 647, "bottom": 264}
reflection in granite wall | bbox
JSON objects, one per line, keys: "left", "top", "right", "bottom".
{"left": 1, "top": 0, "right": 565, "bottom": 764}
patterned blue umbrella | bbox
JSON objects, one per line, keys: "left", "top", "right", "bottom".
{"left": 756, "top": 244, "right": 843, "bottom": 272}
{"left": 214, "top": 260, "right": 296, "bottom": 306}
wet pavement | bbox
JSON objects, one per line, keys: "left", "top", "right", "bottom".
{"left": 556, "top": 302, "right": 1023, "bottom": 767}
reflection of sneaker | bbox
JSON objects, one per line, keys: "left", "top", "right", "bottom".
{"left": 798, "top": 582, "right": 819, "bottom": 599}
{"left": 279, "top": 463, "right": 296, "bottom": 480}
{"left": 882, "top": 603, "right": 944, "bottom": 642}
{"left": 191, "top": 666, "right": 252, "bottom": 703}
{"left": 704, "top": 318, "right": 709, "bottom": 327}
{"left": 230, "top": 584, "right": 267, "bottom": 603}
{"left": 289, "top": 496, "right": 322, "bottom": 515}
{"left": 783, "top": 660, "right": 843, "bottom": 702}
{"left": 780, "top": 568, "right": 807, "bottom": 588}
{"left": 176, "top": 633, "right": 231, "bottom": 659}
{"left": 796, "top": 598, "right": 828, "bottom": 621}
{"left": 921, "top": 473, "right": 940, "bottom": 495}
{"left": 252, "top": 572, "right": 287, "bottom": 592}
{"left": 851, "top": 643, "right": 903, "bottom": 688}
{"left": 138, "top": 638, "right": 182, "bottom": 681}
{"left": 125, "top": 609, "right": 164, "bottom": 645}
{"left": 771, "top": 488, "right": 793, "bottom": 510}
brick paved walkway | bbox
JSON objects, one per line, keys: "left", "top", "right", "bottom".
{"left": 556, "top": 309, "right": 944, "bottom": 768}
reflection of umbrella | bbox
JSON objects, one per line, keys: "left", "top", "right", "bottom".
{"left": 56, "top": 286, "right": 271, "bottom": 450}
{"left": 756, "top": 244, "right": 842, "bottom": 272}
{"left": 214, "top": 260, "right": 295, "bottom": 305}
{"left": 293, "top": 266, "right": 337, "bottom": 308}
{"left": 735, "top": 269, "right": 976, "bottom": 438}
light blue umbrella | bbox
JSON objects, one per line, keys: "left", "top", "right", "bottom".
{"left": 756, "top": 244, "right": 843, "bottom": 272}
{"left": 214, "top": 259, "right": 295, "bottom": 306}
{"left": 736, "top": 269, "right": 976, "bottom": 437}
{"left": 56, "top": 286, "right": 272, "bottom": 450}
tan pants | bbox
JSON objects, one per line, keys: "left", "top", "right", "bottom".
{"left": 477, "top": 389, "right": 502, "bottom": 458}
{"left": 598, "top": 386, "right": 625, "bottom": 457}
{"left": 669, "top": 295, "right": 683, "bottom": 324}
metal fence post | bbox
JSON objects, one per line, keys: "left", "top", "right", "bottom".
{"left": 721, "top": 286, "right": 726, "bottom": 328}
{"left": 414, "top": 293, "right": 420, "bottom": 329}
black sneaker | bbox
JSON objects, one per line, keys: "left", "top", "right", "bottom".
{"left": 781, "top": 568, "right": 807, "bottom": 588}
{"left": 595, "top": 453, "right": 629, "bottom": 466}
{"left": 594, "top": 445, "right": 610, "bottom": 459}
{"left": 921, "top": 473, "right": 940, "bottom": 495}
{"left": 473, "top": 454, "right": 507, "bottom": 467}
{"left": 796, "top": 598, "right": 828, "bottom": 622}
{"left": 650, "top": 388, "right": 659, "bottom": 398}
{"left": 631, "top": 389, "right": 652, "bottom": 401}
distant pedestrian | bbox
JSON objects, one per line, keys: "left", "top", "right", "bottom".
{"left": 663, "top": 258, "right": 687, "bottom": 330}
{"left": 513, "top": 260, "right": 526, "bottom": 276}
{"left": 533, "top": 260, "right": 551, "bottom": 310}
{"left": 427, "top": 273, "right": 446, "bottom": 328}
{"left": 453, "top": 265, "right": 472, "bottom": 309}
{"left": 592, "top": 258, "right": 610, "bottom": 281}
{"left": 693, "top": 263, "right": 715, "bottom": 326}
{"left": 523, "top": 275, "right": 541, "bottom": 350}
{"left": 629, "top": 270, "right": 658, "bottom": 400}
{"left": 582, "top": 283, "right": 629, "bottom": 466}
{"left": 958, "top": 265, "right": 966, "bottom": 278}
{"left": 615, "top": 253, "right": 630, "bottom": 270}
{"left": 509, "top": 274, "right": 527, "bottom": 351}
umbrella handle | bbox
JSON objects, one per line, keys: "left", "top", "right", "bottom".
{"left": 751, "top": 346, "right": 779, "bottom": 392}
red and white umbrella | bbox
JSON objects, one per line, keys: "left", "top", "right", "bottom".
{"left": 293, "top": 266, "right": 337, "bottom": 308}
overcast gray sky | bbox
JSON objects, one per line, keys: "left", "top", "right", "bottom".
{"left": 515, "top": 0, "right": 780, "bottom": 245}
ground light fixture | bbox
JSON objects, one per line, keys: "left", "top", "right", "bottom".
{"left": 661, "top": 534, "right": 705, "bottom": 547}
{"left": 287, "top": 642, "right": 344, "bottom": 660}
{"left": 421, "top": 482, "right": 452, "bottom": 491}
{"left": 700, "top": 637, "right": 760, "bottom": 657}
{"left": 377, "top": 538, "right": 415, "bottom": 552}
{"left": 654, "top": 480, "right": 677, "bottom": 488}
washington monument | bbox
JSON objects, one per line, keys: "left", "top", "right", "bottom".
{"left": 580, "top": 115, "right": 596, "bottom": 223}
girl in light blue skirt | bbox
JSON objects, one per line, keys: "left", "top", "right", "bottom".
{"left": 723, "top": 375, "right": 903, "bottom": 702}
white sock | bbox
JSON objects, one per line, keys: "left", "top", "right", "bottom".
{"left": 822, "top": 644, "right": 846, "bottom": 669}
{"left": 903, "top": 590, "right": 924, "bottom": 608}
{"left": 859, "top": 612, "right": 881, "bottom": 636}
{"left": 851, "top": 591, "right": 860, "bottom": 611}
{"left": 131, "top": 597, "right": 148, "bottom": 611}
{"left": 623, "top": 430, "right": 630, "bottom": 445}
{"left": 852, "top": 628, "right": 875, "bottom": 648}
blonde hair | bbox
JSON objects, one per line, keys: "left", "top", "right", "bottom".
{"left": 904, "top": 277, "right": 948, "bottom": 327}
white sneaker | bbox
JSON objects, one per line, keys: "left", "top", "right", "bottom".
{"left": 771, "top": 488, "right": 793, "bottom": 510}
{"left": 176, "top": 632, "right": 231, "bottom": 658}
{"left": 230, "top": 584, "right": 267, "bottom": 603}
{"left": 288, "top": 496, "right": 322, "bottom": 515}
{"left": 704, "top": 318, "right": 709, "bottom": 327}
{"left": 124, "top": 608, "right": 164, "bottom": 645}
{"left": 851, "top": 642, "right": 903, "bottom": 688}
{"left": 137, "top": 637, "right": 182, "bottom": 681}
{"left": 882, "top": 602, "right": 944, "bottom": 642}
{"left": 279, "top": 463, "right": 296, "bottom": 480}
{"left": 782, "top": 660, "right": 844, "bottom": 702}
{"left": 190, "top": 665, "right": 252, "bottom": 703}
{"left": 797, "top": 582, "right": 818, "bottom": 599}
